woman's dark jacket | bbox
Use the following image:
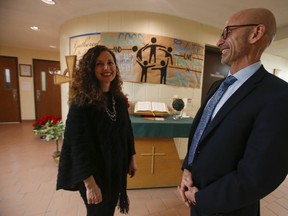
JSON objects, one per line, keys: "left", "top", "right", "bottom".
{"left": 56, "top": 93, "right": 135, "bottom": 212}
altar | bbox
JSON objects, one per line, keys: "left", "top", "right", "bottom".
{"left": 127, "top": 115, "right": 193, "bottom": 188}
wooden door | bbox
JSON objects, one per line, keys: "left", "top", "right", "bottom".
{"left": 33, "top": 59, "right": 61, "bottom": 120}
{"left": 202, "top": 46, "right": 229, "bottom": 104}
{"left": 0, "top": 56, "right": 21, "bottom": 122}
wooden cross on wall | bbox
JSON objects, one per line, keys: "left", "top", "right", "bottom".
{"left": 54, "top": 55, "right": 76, "bottom": 86}
{"left": 141, "top": 146, "right": 166, "bottom": 174}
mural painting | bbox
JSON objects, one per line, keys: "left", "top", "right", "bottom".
{"left": 70, "top": 32, "right": 204, "bottom": 88}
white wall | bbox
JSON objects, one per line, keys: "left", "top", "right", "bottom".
{"left": 59, "top": 11, "right": 288, "bottom": 159}
{"left": 59, "top": 11, "right": 288, "bottom": 121}
{"left": 262, "top": 53, "right": 288, "bottom": 81}
{"left": 1, "top": 12, "right": 286, "bottom": 122}
{"left": 59, "top": 11, "right": 221, "bottom": 123}
{"left": 2, "top": 11, "right": 287, "bottom": 159}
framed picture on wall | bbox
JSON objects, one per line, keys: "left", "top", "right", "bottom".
{"left": 19, "top": 64, "right": 32, "bottom": 77}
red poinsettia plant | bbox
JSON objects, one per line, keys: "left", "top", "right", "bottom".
{"left": 33, "top": 115, "right": 62, "bottom": 130}
{"left": 33, "top": 114, "right": 65, "bottom": 158}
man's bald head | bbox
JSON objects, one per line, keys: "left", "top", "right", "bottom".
{"left": 227, "top": 8, "right": 276, "bottom": 46}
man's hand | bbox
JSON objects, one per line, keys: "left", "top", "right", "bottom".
{"left": 178, "top": 169, "right": 193, "bottom": 207}
{"left": 185, "top": 186, "right": 199, "bottom": 206}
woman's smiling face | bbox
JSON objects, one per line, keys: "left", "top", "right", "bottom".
{"left": 94, "top": 51, "right": 117, "bottom": 91}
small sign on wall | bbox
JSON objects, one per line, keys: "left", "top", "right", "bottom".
{"left": 19, "top": 64, "right": 32, "bottom": 77}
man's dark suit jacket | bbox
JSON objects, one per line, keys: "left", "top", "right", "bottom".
{"left": 182, "top": 66, "right": 288, "bottom": 216}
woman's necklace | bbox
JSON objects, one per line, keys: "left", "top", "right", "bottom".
{"left": 106, "top": 96, "right": 117, "bottom": 121}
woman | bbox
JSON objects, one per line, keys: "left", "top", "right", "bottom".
{"left": 56, "top": 45, "right": 137, "bottom": 215}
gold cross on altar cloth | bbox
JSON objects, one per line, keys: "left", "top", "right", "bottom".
{"left": 141, "top": 146, "right": 166, "bottom": 174}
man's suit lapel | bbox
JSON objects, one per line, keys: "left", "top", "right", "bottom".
{"left": 199, "top": 67, "right": 267, "bottom": 143}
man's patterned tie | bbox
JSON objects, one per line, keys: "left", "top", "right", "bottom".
{"left": 188, "top": 76, "right": 237, "bottom": 165}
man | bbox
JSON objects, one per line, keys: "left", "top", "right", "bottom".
{"left": 179, "top": 8, "right": 288, "bottom": 216}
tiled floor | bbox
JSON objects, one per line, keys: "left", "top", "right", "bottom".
{"left": 0, "top": 121, "right": 287, "bottom": 216}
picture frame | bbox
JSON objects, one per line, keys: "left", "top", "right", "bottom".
{"left": 19, "top": 64, "right": 32, "bottom": 77}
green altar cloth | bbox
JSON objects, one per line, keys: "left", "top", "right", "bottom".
{"left": 129, "top": 114, "right": 193, "bottom": 138}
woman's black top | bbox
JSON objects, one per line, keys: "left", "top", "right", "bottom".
{"left": 56, "top": 92, "right": 135, "bottom": 212}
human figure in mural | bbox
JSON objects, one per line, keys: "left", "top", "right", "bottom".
{"left": 132, "top": 44, "right": 149, "bottom": 61}
{"left": 136, "top": 60, "right": 155, "bottom": 82}
{"left": 143, "top": 37, "right": 165, "bottom": 63}
{"left": 152, "top": 59, "right": 169, "bottom": 84}
{"left": 159, "top": 47, "right": 173, "bottom": 65}
{"left": 132, "top": 38, "right": 177, "bottom": 85}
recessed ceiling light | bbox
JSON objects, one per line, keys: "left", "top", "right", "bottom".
{"left": 30, "top": 26, "right": 40, "bottom": 31}
{"left": 41, "top": 0, "right": 56, "bottom": 5}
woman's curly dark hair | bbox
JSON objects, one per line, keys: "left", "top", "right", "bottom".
{"left": 69, "top": 45, "right": 125, "bottom": 106}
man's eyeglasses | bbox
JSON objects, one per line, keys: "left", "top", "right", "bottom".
{"left": 221, "top": 24, "right": 259, "bottom": 39}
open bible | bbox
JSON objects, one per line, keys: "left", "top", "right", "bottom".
{"left": 134, "top": 101, "right": 170, "bottom": 117}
